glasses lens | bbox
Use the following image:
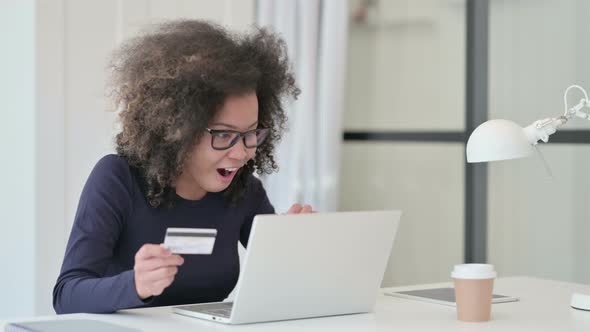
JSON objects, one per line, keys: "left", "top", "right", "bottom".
{"left": 212, "top": 132, "right": 239, "bottom": 149}
{"left": 244, "top": 128, "right": 270, "bottom": 147}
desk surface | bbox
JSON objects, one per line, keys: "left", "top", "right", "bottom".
{"left": 3, "top": 277, "right": 590, "bottom": 331}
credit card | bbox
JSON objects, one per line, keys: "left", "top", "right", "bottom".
{"left": 163, "top": 228, "right": 217, "bottom": 255}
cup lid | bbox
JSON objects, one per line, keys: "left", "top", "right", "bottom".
{"left": 451, "top": 264, "right": 497, "bottom": 279}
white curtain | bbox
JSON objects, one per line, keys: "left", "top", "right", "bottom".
{"left": 257, "top": 0, "right": 349, "bottom": 213}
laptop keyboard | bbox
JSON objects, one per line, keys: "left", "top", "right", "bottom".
{"left": 186, "top": 302, "right": 233, "bottom": 318}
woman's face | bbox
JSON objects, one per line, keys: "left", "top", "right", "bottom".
{"left": 180, "top": 92, "right": 259, "bottom": 197}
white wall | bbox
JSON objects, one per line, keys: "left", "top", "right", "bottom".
{"left": 0, "top": 0, "right": 255, "bottom": 319}
{"left": 35, "top": 0, "right": 67, "bottom": 316}
{"left": 0, "top": 0, "right": 36, "bottom": 319}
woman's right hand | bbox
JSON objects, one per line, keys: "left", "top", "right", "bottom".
{"left": 134, "top": 244, "right": 184, "bottom": 300}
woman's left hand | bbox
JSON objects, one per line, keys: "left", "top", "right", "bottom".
{"left": 285, "top": 203, "right": 314, "bottom": 214}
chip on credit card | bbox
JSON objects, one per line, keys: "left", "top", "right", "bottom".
{"left": 163, "top": 228, "right": 217, "bottom": 255}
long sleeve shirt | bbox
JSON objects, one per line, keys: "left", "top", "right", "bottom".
{"left": 53, "top": 154, "right": 274, "bottom": 314}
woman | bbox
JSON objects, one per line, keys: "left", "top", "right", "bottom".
{"left": 53, "top": 20, "right": 312, "bottom": 314}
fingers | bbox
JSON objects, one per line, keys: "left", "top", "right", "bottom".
{"left": 134, "top": 243, "right": 184, "bottom": 299}
{"left": 137, "top": 271, "right": 176, "bottom": 297}
{"left": 286, "top": 203, "right": 303, "bottom": 214}
{"left": 141, "top": 266, "right": 179, "bottom": 283}
{"left": 300, "top": 204, "right": 313, "bottom": 213}
{"left": 136, "top": 255, "right": 184, "bottom": 272}
{"left": 285, "top": 203, "right": 315, "bottom": 214}
{"left": 151, "top": 277, "right": 176, "bottom": 296}
{"left": 135, "top": 243, "right": 172, "bottom": 261}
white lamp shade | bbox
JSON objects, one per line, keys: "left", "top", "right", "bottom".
{"left": 466, "top": 119, "right": 534, "bottom": 163}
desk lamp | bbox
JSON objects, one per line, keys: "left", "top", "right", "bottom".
{"left": 465, "top": 85, "right": 590, "bottom": 311}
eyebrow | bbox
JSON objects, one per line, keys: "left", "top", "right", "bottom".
{"left": 209, "top": 121, "right": 258, "bottom": 130}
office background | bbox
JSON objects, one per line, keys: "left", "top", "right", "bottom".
{"left": 1, "top": 0, "right": 589, "bottom": 320}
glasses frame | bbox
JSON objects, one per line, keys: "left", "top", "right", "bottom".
{"left": 205, "top": 127, "right": 271, "bottom": 151}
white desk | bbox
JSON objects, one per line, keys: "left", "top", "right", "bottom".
{"left": 3, "top": 277, "right": 590, "bottom": 331}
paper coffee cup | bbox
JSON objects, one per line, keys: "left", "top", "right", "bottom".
{"left": 451, "top": 264, "right": 496, "bottom": 322}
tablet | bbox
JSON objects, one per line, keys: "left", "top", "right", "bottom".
{"left": 384, "top": 287, "right": 519, "bottom": 307}
{"left": 5, "top": 319, "right": 139, "bottom": 332}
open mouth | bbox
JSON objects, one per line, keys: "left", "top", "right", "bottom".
{"left": 217, "top": 167, "right": 239, "bottom": 177}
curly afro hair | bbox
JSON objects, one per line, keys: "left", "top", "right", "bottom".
{"left": 110, "top": 20, "right": 299, "bottom": 208}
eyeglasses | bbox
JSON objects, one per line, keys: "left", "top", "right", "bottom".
{"left": 205, "top": 128, "right": 271, "bottom": 150}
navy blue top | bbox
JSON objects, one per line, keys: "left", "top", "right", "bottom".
{"left": 53, "top": 154, "right": 274, "bottom": 314}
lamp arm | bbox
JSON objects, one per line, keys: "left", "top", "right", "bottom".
{"left": 524, "top": 85, "right": 590, "bottom": 145}
{"left": 523, "top": 116, "right": 567, "bottom": 145}
{"left": 563, "top": 85, "right": 590, "bottom": 120}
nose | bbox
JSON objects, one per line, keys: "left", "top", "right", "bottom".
{"left": 227, "top": 137, "right": 249, "bottom": 160}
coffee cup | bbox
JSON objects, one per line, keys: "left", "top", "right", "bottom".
{"left": 451, "top": 264, "right": 497, "bottom": 322}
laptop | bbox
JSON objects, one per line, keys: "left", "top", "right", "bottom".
{"left": 172, "top": 210, "right": 402, "bottom": 324}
